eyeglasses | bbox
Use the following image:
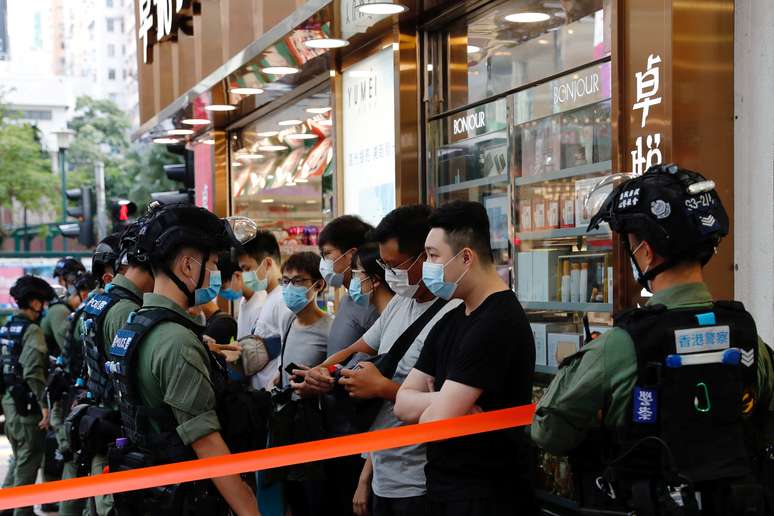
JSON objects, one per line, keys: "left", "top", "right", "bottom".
{"left": 281, "top": 276, "right": 316, "bottom": 287}
{"left": 375, "top": 254, "right": 421, "bottom": 274}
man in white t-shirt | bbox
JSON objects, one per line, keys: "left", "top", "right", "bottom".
{"left": 235, "top": 269, "right": 267, "bottom": 339}
{"left": 234, "top": 230, "right": 291, "bottom": 391}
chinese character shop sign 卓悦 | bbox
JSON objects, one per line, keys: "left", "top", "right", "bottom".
{"left": 631, "top": 54, "right": 663, "bottom": 175}
{"left": 138, "top": 0, "right": 200, "bottom": 64}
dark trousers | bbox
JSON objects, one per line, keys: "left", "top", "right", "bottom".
{"left": 285, "top": 479, "right": 325, "bottom": 516}
{"left": 429, "top": 494, "right": 538, "bottom": 516}
{"left": 324, "top": 454, "right": 365, "bottom": 515}
{"left": 373, "top": 494, "right": 429, "bottom": 516}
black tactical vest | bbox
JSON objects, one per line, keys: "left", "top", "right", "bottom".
{"left": 106, "top": 306, "right": 270, "bottom": 465}
{"left": 0, "top": 316, "right": 33, "bottom": 390}
{"left": 43, "top": 299, "right": 68, "bottom": 357}
{"left": 62, "top": 301, "right": 87, "bottom": 381}
{"left": 613, "top": 301, "right": 759, "bottom": 483}
{"left": 107, "top": 307, "right": 208, "bottom": 463}
{"left": 82, "top": 284, "right": 141, "bottom": 406}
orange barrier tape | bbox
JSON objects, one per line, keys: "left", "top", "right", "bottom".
{"left": 0, "top": 404, "right": 535, "bottom": 510}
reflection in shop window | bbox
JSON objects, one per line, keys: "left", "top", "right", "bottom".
{"left": 231, "top": 87, "right": 334, "bottom": 258}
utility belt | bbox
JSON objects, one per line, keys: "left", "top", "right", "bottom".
{"left": 108, "top": 443, "right": 229, "bottom": 516}
{"left": 65, "top": 403, "right": 122, "bottom": 474}
{"left": 5, "top": 381, "right": 40, "bottom": 417}
{"left": 573, "top": 435, "right": 770, "bottom": 516}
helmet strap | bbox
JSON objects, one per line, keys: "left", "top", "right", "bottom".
{"left": 625, "top": 238, "right": 678, "bottom": 292}
{"left": 161, "top": 250, "right": 210, "bottom": 307}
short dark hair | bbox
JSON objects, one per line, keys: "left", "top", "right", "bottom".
{"left": 428, "top": 200, "right": 494, "bottom": 263}
{"left": 238, "top": 230, "right": 281, "bottom": 264}
{"left": 75, "top": 273, "right": 99, "bottom": 295}
{"left": 354, "top": 242, "right": 393, "bottom": 294}
{"left": 318, "top": 215, "right": 373, "bottom": 253}
{"left": 369, "top": 204, "right": 432, "bottom": 257}
{"left": 281, "top": 252, "right": 323, "bottom": 283}
{"left": 217, "top": 251, "right": 238, "bottom": 283}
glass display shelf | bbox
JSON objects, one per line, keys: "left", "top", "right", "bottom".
{"left": 514, "top": 160, "right": 612, "bottom": 187}
{"left": 516, "top": 225, "right": 609, "bottom": 241}
{"left": 522, "top": 301, "right": 613, "bottom": 312}
{"left": 437, "top": 173, "right": 509, "bottom": 194}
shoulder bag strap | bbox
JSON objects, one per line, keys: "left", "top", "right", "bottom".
{"left": 381, "top": 298, "right": 449, "bottom": 377}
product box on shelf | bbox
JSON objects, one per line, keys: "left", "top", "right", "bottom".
{"left": 547, "top": 332, "right": 584, "bottom": 368}
{"left": 546, "top": 198, "right": 560, "bottom": 229}
{"left": 574, "top": 176, "right": 602, "bottom": 228}
{"left": 561, "top": 196, "right": 575, "bottom": 228}
{"left": 533, "top": 199, "right": 546, "bottom": 230}
{"left": 517, "top": 252, "right": 534, "bottom": 301}
{"left": 532, "top": 323, "right": 576, "bottom": 368}
{"left": 519, "top": 199, "right": 532, "bottom": 232}
{"left": 532, "top": 250, "right": 562, "bottom": 302}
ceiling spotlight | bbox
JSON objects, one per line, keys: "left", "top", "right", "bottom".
{"left": 205, "top": 104, "right": 237, "bottom": 112}
{"left": 182, "top": 118, "right": 211, "bottom": 126}
{"left": 295, "top": 178, "right": 309, "bottom": 183}
{"left": 305, "top": 107, "right": 332, "bottom": 114}
{"left": 305, "top": 199, "right": 317, "bottom": 204}
{"left": 258, "top": 145, "right": 289, "bottom": 152}
{"left": 167, "top": 128, "right": 194, "bottom": 136}
{"left": 238, "top": 153, "right": 265, "bottom": 160}
{"left": 538, "top": 39, "right": 549, "bottom": 45}
{"left": 257, "top": 131, "right": 280, "bottom": 138}
{"left": 202, "top": 139, "right": 215, "bottom": 145}
{"left": 230, "top": 87, "right": 265, "bottom": 95}
{"left": 261, "top": 66, "right": 300, "bottom": 75}
{"left": 357, "top": 2, "right": 408, "bottom": 15}
{"left": 260, "top": 199, "right": 274, "bottom": 203}
{"left": 467, "top": 45, "right": 481, "bottom": 53}
{"left": 152, "top": 137, "right": 180, "bottom": 144}
{"left": 504, "top": 12, "right": 551, "bottom": 23}
{"left": 304, "top": 38, "right": 349, "bottom": 49}
{"left": 285, "top": 133, "right": 319, "bottom": 141}
{"left": 278, "top": 119, "right": 303, "bottom": 126}
{"left": 231, "top": 161, "right": 244, "bottom": 167}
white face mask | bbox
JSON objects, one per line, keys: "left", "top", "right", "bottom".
{"left": 385, "top": 267, "right": 420, "bottom": 298}
{"left": 382, "top": 254, "right": 423, "bottom": 298}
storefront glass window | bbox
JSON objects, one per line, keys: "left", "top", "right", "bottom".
{"left": 231, "top": 87, "right": 334, "bottom": 256}
{"left": 429, "top": 0, "right": 611, "bottom": 114}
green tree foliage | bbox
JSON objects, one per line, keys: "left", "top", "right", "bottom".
{"left": 66, "top": 96, "right": 181, "bottom": 212}
{"left": 0, "top": 98, "right": 53, "bottom": 210}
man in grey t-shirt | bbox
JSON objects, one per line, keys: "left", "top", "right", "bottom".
{"left": 361, "top": 294, "right": 461, "bottom": 506}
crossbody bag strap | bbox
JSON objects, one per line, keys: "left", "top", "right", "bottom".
{"left": 278, "top": 315, "right": 297, "bottom": 389}
{"left": 382, "top": 298, "right": 449, "bottom": 375}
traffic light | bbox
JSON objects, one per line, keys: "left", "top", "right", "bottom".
{"left": 58, "top": 186, "right": 95, "bottom": 247}
{"left": 151, "top": 145, "right": 195, "bottom": 205}
{"left": 110, "top": 199, "right": 137, "bottom": 233}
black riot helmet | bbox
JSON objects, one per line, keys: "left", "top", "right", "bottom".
{"left": 116, "top": 218, "right": 151, "bottom": 271}
{"left": 10, "top": 275, "right": 56, "bottom": 309}
{"left": 135, "top": 204, "right": 238, "bottom": 306}
{"left": 53, "top": 257, "right": 86, "bottom": 285}
{"left": 587, "top": 164, "right": 729, "bottom": 287}
{"left": 93, "top": 234, "right": 121, "bottom": 283}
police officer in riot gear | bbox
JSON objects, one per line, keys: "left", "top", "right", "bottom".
{"left": 1, "top": 275, "right": 55, "bottom": 516}
{"left": 53, "top": 257, "right": 87, "bottom": 309}
{"left": 106, "top": 204, "right": 259, "bottom": 515}
{"left": 73, "top": 220, "right": 155, "bottom": 516}
{"left": 93, "top": 233, "right": 122, "bottom": 287}
{"left": 531, "top": 164, "right": 774, "bottom": 515}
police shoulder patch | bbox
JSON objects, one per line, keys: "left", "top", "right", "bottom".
{"left": 110, "top": 328, "right": 136, "bottom": 357}
{"left": 84, "top": 294, "right": 112, "bottom": 316}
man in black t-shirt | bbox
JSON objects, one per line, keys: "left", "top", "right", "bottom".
{"left": 395, "top": 200, "right": 537, "bottom": 516}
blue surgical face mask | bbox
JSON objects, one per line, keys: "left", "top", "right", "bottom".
{"left": 242, "top": 269, "right": 268, "bottom": 293}
{"left": 282, "top": 284, "right": 314, "bottom": 313}
{"left": 319, "top": 254, "right": 348, "bottom": 288}
{"left": 348, "top": 275, "right": 372, "bottom": 307}
{"left": 219, "top": 288, "right": 243, "bottom": 301}
{"left": 193, "top": 268, "right": 221, "bottom": 306}
{"left": 421, "top": 250, "right": 470, "bottom": 301}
